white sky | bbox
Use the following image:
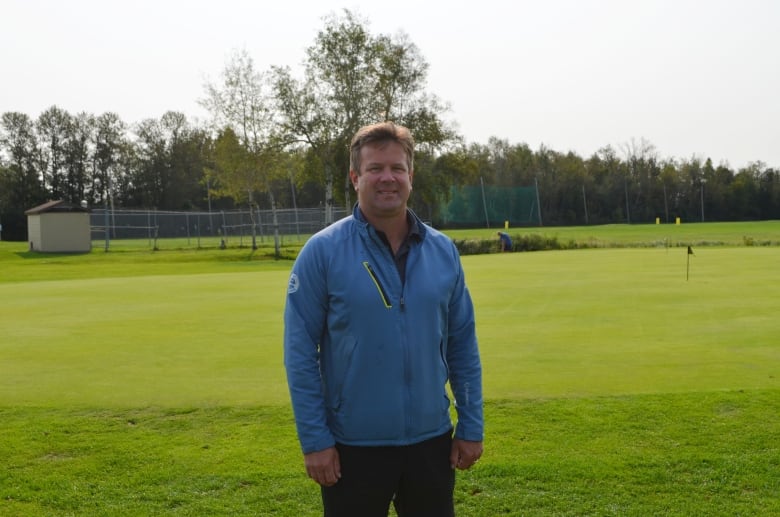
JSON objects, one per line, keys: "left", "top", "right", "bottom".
{"left": 3, "top": 0, "right": 779, "bottom": 169}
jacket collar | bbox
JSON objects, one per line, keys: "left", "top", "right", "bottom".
{"left": 352, "top": 204, "right": 426, "bottom": 242}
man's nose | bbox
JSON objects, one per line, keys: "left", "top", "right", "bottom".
{"left": 378, "top": 167, "right": 396, "bottom": 180}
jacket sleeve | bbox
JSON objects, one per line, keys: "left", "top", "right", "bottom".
{"left": 283, "top": 240, "right": 335, "bottom": 454}
{"left": 445, "top": 250, "right": 484, "bottom": 442}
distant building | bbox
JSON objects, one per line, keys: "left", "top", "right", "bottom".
{"left": 25, "top": 200, "right": 91, "bottom": 253}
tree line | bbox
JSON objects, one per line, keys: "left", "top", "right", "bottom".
{"left": 1, "top": 10, "right": 778, "bottom": 241}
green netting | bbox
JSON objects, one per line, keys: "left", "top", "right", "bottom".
{"left": 440, "top": 185, "right": 540, "bottom": 226}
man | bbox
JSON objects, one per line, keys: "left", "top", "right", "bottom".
{"left": 284, "top": 122, "right": 483, "bottom": 516}
{"left": 497, "top": 231, "right": 512, "bottom": 252}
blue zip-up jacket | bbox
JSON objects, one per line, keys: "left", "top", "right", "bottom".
{"left": 284, "top": 206, "right": 483, "bottom": 454}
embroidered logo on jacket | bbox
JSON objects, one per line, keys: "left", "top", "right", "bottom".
{"left": 287, "top": 273, "right": 300, "bottom": 294}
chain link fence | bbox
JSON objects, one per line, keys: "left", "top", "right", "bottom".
{"left": 439, "top": 185, "right": 541, "bottom": 227}
{"left": 90, "top": 207, "right": 348, "bottom": 250}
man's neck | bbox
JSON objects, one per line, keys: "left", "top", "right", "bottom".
{"left": 361, "top": 208, "right": 409, "bottom": 253}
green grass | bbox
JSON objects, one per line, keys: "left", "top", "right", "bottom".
{"left": 473, "top": 247, "right": 779, "bottom": 398}
{"left": 1, "top": 222, "right": 779, "bottom": 515}
{"left": 450, "top": 219, "right": 780, "bottom": 248}
{"left": 3, "top": 393, "right": 777, "bottom": 516}
{"left": 0, "top": 243, "right": 294, "bottom": 284}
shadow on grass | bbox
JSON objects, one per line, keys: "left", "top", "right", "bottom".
{"left": 15, "top": 250, "right": 91, "bottom": 260}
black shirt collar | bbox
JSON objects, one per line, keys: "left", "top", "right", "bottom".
{"left": 356, "top": 207, "right": 422, "bottom": 250}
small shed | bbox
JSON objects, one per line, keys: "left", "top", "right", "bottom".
{"left": 25, "top": 200, "right": 91, "bottom": 253}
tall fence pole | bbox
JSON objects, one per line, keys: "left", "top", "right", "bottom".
{"left": 104, "top": 205, "right": 110, "bottom": 252}
{"left": 480, "top": 177, "right": 490, "bottom": 229}
{"left": 535, "top": 176, "right": 543, "bottom": 226}
{"left": 582, "top": 185, "right": 589, "bottom": 225}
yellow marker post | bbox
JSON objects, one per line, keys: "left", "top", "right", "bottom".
{"left": 676, "top": 217, "right": 681, "bottom": 225}
{"left": 504, "top": 220, "right": 509, "bottom": 229}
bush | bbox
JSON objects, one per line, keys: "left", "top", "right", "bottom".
{"left": 452, "top": 234, "right": 562, "bottom": 255}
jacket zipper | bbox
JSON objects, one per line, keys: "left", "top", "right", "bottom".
{"left": 362, "top": 262, "right": 392, "bottom": 309}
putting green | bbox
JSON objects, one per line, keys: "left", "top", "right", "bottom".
{"left": 1, "top": 247, "right": 778, "bottom": 407}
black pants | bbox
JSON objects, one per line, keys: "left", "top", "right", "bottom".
{"left": 321, "top": 431, "right": 455, "bottom": 517}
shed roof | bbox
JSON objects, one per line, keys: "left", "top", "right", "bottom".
{"left": 25, "top": 200, "right": 89, "bottom": 215}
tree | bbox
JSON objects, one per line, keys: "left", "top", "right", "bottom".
{"left": 36, "top": 106, "right": 73, "bottom": 200}
{"left": 756, "top": 165, "right": 780, "bottom": 220}
{"left": 273, "top": 9, "right": 456, "bottom": 223}
{"left": 132, "top": 117, "right": 167, "bottom": 207}
{"left": 272, "top": 66, "right": 339, "bottom": 223}
{"left": 211, "top": 127, "right": 252, "bottom": 201}
{"left": 550, "top": 151, "right": 587, "bottom": 225}
{"left": 1, "top": 113, "right": 45, "bottom": 199}
{"left": 130, "top": 112, "right": 208, "bottom": 210}
{"left": 731, "top": 162, "right": 762, "bottom": 220}
{"left": 705, "top": 161, "right": 734, "bottom": 221}
{"left": 370, "top": 31, "right": 455, "bottom": 148}
{"left": 620, "top": 138, "right": 659, "bottom": 224}
{"left": 418, "top": 146, "right": 479, "bottom": 224}
{"left": 91, "top": 112, "right": 127, "bottom": 222}
{"left": 272, "top": 10, "right": 372, "bottom": 224}
{"left": 677, "top": 156, "right": 704, "bottom": 221}
{"left": 585, "top": 146, "right": 624, "bottom": 224}
{"left": 657, "top": 159, "right": 678, "bottom": 223}
{"left": 201, "top": 49, "right": 281, "bottom": 252}
{"left": 0, "top": 112, "right": 44, "bottom": 238}
{"left": 64, "top": 112, "right": 95, "bottom": 206}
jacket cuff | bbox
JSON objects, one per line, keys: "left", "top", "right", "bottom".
{"left": 301, "top": 435, "right": 336, "bottom": 455}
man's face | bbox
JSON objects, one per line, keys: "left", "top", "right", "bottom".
{"left": 350, "top": 141, "right": 413, "bottom": 220}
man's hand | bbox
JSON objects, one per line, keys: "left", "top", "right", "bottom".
{"left": 304, "top": 447, "right": 341, "bottom": 486}
{"left": 450, "top": 439, "right": 483, "bottom": 470}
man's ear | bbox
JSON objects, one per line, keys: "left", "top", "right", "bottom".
{"left": 349, "top": 169, "right": 359, "bottom": 190}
